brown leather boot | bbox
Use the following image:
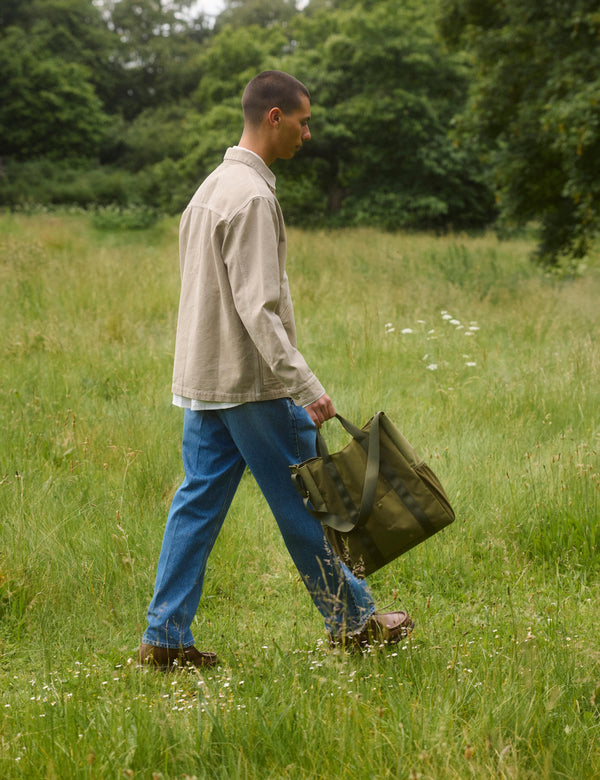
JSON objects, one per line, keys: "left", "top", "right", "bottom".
{"left": 138, "top": 643, "right": 218, "bottom": 670}
{"left": 330, "top": 610, "right": 414, "bottom": 649}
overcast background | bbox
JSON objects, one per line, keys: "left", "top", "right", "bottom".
{"left": 192, "top": 1, "right": 309, "bottom": 19}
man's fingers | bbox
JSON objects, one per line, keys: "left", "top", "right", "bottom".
{"left": 306, "top": 394, "right": 336, "bottom": 428}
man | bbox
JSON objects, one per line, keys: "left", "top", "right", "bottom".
{"left": 139, "top": 71, "right": 412, "bottom": 670}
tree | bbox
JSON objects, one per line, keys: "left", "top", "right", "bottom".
{"left": 9, "top": 0, "right": 121, "bottom": 114}
{"left": 97, "top": 0, "right": 210, "bottom": 119}
{"left": 215, "top": 0, "right": 298, "bottom": 30}
{"left": 0, "top": 27, "right": 108, "bottom": 160}
{"left": 0, "top": 0, "right": 33, "bottom": 27}
{"left": 438, "top": 0, "right": 600, "bottom": 264}
{"left": 277, "top": 0, "right": 494, "bottom": 229}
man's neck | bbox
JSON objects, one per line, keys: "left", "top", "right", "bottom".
{"left": 237, "top": 131, "right": 274, "bottom": 167}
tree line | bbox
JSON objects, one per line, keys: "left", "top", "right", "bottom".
{"left": 1, "top": 0, "right": 598, "bottom": 264}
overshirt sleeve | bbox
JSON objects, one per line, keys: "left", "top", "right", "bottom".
{"left": 222, "top": 196, "right": 325, "bottom": 406}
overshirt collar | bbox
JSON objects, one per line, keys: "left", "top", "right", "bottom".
{"left": 224, "top": 147, "right": 276, "bottom": 192}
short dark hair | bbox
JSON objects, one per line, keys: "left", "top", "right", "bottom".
{"left": 242, "top": 70, "right": 310, "bottom": 126}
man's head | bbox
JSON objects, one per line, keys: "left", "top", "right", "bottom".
{"left": 242, "top": 70, "right": 310, "bottom": 126}
{"left": 240, "top": 70, "right": 311, "bottom": 165}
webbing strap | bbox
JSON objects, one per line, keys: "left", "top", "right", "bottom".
{"left": 315, "top": 413, "right": 382, "bottom": 532}
{"left": 317, "top": 413, "right": 434, "bottom": 537}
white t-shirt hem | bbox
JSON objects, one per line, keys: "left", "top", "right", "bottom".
{"left": 172, "top": 394, "right": 242, "bottom": 411}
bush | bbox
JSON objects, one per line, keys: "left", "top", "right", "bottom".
{"left": 91, "top": 204, "right": 159, "bottom": 231}
{"left": 0, "top": 159, "right": 144, "bottom": 210}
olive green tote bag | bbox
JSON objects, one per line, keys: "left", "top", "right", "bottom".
{"left": 290, "top": 412, "right": 455, "bottom": 577}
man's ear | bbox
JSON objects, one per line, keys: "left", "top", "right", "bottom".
{"left": 267, "top": 107, "right": 282, "bottom": 128}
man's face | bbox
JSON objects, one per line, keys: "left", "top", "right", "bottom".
{"left": 275, "top": 94, "right": 311, "bottom": 160}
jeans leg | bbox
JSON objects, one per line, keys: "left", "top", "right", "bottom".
{"left": 143, "top": 409, "right": 245, "bottom": 648}
{"left": 221, "top": 399, "right": 375, "bottom": 636}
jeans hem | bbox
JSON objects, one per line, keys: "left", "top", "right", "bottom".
{"left": 141, "top": 636, "right": 195, "bottom": 650}
{"left": 326, "top": 605, "right": 377, "bottom": 638}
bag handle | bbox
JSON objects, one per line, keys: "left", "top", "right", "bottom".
{"left": 315, "top": 412, "right": 383, "bottom": 532}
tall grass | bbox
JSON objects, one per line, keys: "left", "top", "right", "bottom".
{"left": 1, "top": 214, "right": 599, "bottom": 778}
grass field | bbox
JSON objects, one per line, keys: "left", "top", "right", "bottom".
{"left": 1, "top": 212, "right": 599, "bottom": 778}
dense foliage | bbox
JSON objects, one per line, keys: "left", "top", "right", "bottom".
{"left": 1, "top": 0, "right": 599, "bottom": 258}
{"left": 438, "top": 0, "right": 600, "bottom": 264}
{"left": 0, "top": 0, "right": 494, "bottom": 231}
{"left": 286, "top": 1, "right": 494, "bottom": 229}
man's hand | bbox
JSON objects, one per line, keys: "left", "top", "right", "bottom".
{"left": 305, "top": 393, "right": 336, "bottom": 429}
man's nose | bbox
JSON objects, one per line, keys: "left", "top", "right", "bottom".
{"left": 302, "top": 125, "right": 311, "bottom": 141}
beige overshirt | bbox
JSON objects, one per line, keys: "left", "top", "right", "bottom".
{"left": 172, "top": 147, "right": 325, "bottom": 408}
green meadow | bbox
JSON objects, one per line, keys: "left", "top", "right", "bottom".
{"left": 1, "top": 213, "right": 599, "bottom": 779}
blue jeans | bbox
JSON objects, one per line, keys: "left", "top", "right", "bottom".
{"left": 142, "top": 398, "right": 375, "bottom": 648}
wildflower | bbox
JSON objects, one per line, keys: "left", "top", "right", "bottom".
{"left": 401, "top": 328, "right": 414, "bottom": 334}
{"left": 465, "top": 361, "right": 477, "bottom": 367}
{"left": 426, "top": 364, "right": 438, "bottom": 371}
